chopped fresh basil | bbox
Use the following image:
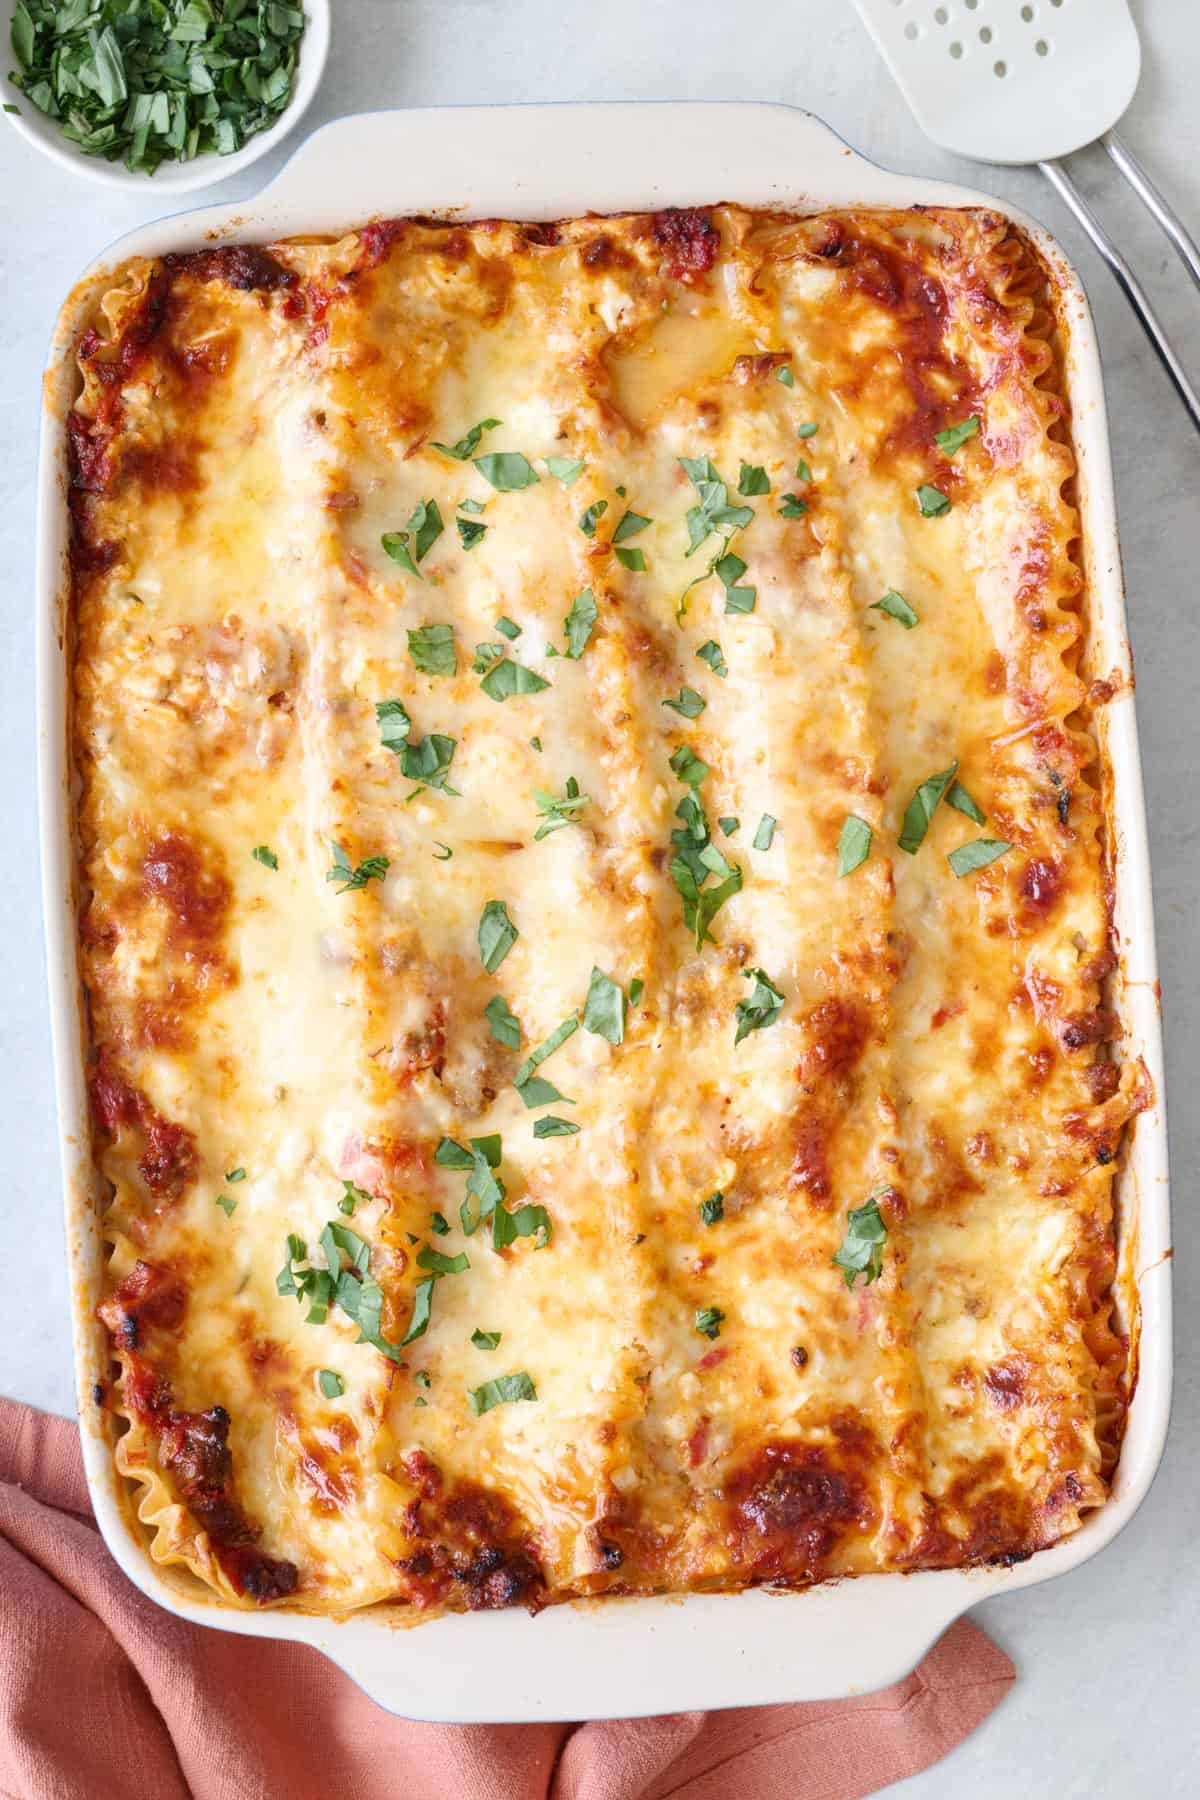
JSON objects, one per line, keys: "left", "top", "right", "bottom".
{"left": 215, "top": 1194, "right": 237, "bottom": 1217}
{"left": 579, "top": 499, "right": 608, "bottom": 537}
{"left": 776, "top": 366, "right": 794, "bottom": 387}
{"left": 382, "top": 500, "right": 444, "bottom": 577}
{"left": 629, "top": 977, "right": 644, "bottom": 1006}
{"left": 670, "top": 744, "right": 710, "bottom": 788}
{"left": 935, "top": 416, "right": 980, "bottom": 454}
{"left": 614, "top": 546, "right": 646, "bottom": 572}
{"left": 456, "top": 516, "right": 487, "bottom": 550}
{"left": 326, "top": 843, "right": 389, "bottom": 894}
{"left": 613, "top": 510, "right": 652, "bottom": 543}
{"left": 695, "top": 1306, "right": 725, "bottom": 1340}
{"left": 430, "top": 1211, "right": 450, "bottom": 1236}
{"left": 838, "top": 814, "right": 873, "bottom": 877}
{"left": 795, "top": 458, "right": 812, "bottom": 482}
{"left": 663, "top": 686, "right": 706, "bottom": 719}
{"left": 474, "top": 641, "right": 508, "bottom": 674}
{"left": 530, "top": 736, "right": 542, "bottom": 752}
{"left": 533, "top": 1115, "right": 580, "bottom": 1138}
{"left": 832, "top": 1193, "right": 887, "bottom": 1288}
{"left": 460, "top": 498, "right": 485, "bottom": 515}
{"left": 946, "top": 779, "right": 986, "bottom": 824}
{"left": 679, "top": 456, "right": 754, "bottom": 556}
{"left": 583, "top": 966, "right": 626, "bottom": 1046}
{"left": 251, "top": 845, "right": 278, "bottom": 870}
{"left": 339, "top": 1178, "right": 370, "bottom": 1216}
{"left": 400, "top": 1278, "right": 435, "bottom": 1346}
{"left": 225, "top": 1167, "right": 246, "bottom": 1184}
{"left": 414, "top": 1370, "right": 431, "bottom": 1389}
{"left": 318, "top": 1370, "right": 344, "bottom": 1399}
{"left": 478, "top": 900, "right": 518, "bottom": 973}
{"left": 471, "top": 1329, "right": 502, "bottom": 1350}
{"left": 696, "top": 640, "right": 727, "bottom": 678}
{"left": 718, "top": 816, "right": 739, "bottom": 837}
{"left": 898, "top": 761, "right": 957, "bottom": 854}
{"left": 497, "top": 616, "right": 521, "bottom": 640}
{"left": 753, "top": 814, "right": 776, "bottom": 851}
{"left": 738, "top": 463, "right": 770, "bottom": 496}
{"left": 871, "top": 589, "right": 919, "bottom": 629}
{"left": 714, "top": 551, "right": 754, "bottom": 615}
{"left": 480, "top": 659, "right": 551, "bottom": 702}
{"left": 564, "top": 587, "right": 597, "bottom": 658}
{"left": 797, "top": 421, "right": 819, "bottom": 439}
{"left": 492, "top": 1201, "right": 551, "bottom": 1251}
{"left": 485, "top": 993, "right": 521, "bottom": 1049}
{"left": 779, "top": 494, "right": 809, "bottom": 519}
{"left": 431, "top": 417, "right": 501, "bottom": 461}
{"left": 734, "top": 967, "right": 785, "bottom": 1044}
{"left": 399, "top": 732, "right": 459, "bottom": 795}
{"left": 433, "top": 842, "right": 453, "bottom": 861}
{"left": 724, "top": 587, "right": 756, "bottom": 614}
{"left": 407, "top": 622, "right": 457, "bottom": 677}
{"left": 375, "top": 698, "right": 411, "bottom": 754}
{"left": 533, "top": 775, "right": 590, "bottom": 840}
{"left": 546, "top": 455, "right": 584, "bottom": 485}
{"left": 947, "top": 838, "right": 1012, "bottom": 877}
{"left": 474, "top": 452, "right": 539, "bottom": 491}
{"left": 468, "top": 1372, "right": 537, "bottom": 1415}
{"left": 515, "top": 1017, "right": 578, "bottom": 1089}
{"left": 416, "top": 1244, "right": 469, "bottom": 1276}
{"left": 669, "top": 764, "right": 743, "bottom": 949}
{"left": 916, "top": 484, "right": 951, "bottom": 517}
{"left": 514, "top": 1074, "right": 572, "bottom": 1109}
{"left": 700, "top": 1192, "right": 724, "bottom": 1226}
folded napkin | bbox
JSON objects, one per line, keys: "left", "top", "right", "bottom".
{"left": 0, "top": 1396, "right": 1012, "bottom": 1799}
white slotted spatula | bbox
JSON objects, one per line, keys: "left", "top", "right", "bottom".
{"left": 852, "top": 0, "right": 1200, "bottom": 432}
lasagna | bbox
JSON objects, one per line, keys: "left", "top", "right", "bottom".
{"left": 68, "top": 205, "right": 1145, "bottom": 1616}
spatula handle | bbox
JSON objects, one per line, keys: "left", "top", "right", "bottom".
{"left": 1103, "top": 131, "right": 1200, "bottom": 296}
{"left": 1039, "top": 158, "right": 1200, "bottom": 436}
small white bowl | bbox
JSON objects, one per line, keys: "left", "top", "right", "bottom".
{"left": 2, "top": 0, "right": 329, "bottom": 193}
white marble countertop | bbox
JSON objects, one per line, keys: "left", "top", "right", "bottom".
{"left": 1, "top": 0, "right": 1196, "bottom": 1786}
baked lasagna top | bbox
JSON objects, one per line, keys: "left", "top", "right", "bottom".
{"left": 68, "top": 204, "right": 1145, "bottom": 1615}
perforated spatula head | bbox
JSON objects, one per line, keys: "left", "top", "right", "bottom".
{"left": 851, "top": 0, "right": 1141, "bottom": 165}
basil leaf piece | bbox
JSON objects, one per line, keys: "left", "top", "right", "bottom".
{"left": 417, "top": 1244, "right": 469, "bottom": 1276}
{"left": 460, "top": 498, "right": 486, "bottom": 514}
{"left": 678, "top": 456, "right": 754, "bottom": 557}
{"left": 916, "top": 484, "right": 951, "bottom": 517}
{"left": 430, "top": 1211, "right": 450, "bottom": 1236}
{"left": 795, "top": 458, "right": 812, "bottom": 482}
{"left": 318, "top": 1370, "right": 344, "bottom": 1399}
{"left": 381, "top": 532, "right": 420, "bottom": 578}
{"left": 579, "top": 499, "right": 608, "bottom": 537}
{"left": 339, "top": 1178, "right": 370, "bottom": 1215}
{"left": 663, "top": 686, "right": 706, "bottom": 718}
{"left": 326, "top": 844, "right": 389, "bottom": 893}
{"left": 738, "top": 463, "right": 770, "bottom": 496}
{"left": 215, "top": 1194, "right": 237, "bottom": 1217}
{"left": 533, "top": 1115, "right": 580, "bottom": 1138}
{"left": 753, "top": 814, "right": 777, "bottom": 851}
{"left": 431, "top": 417, "right": 501, "bottom": 461}
{"left": 480, "top": 660, "right": 551, "bottom": 702}
{"left": 400, "top": 732, "right": 459, "bottom": 794}
{"left": 779, "top": 494, "right": 808, "bottom": 519}
{"left": 947, "top": 838, "right": 1012, "bottom": 877}
{"left": 383, "top": 501, "right": 444, "bottom": 575}
{"left": 400, "top": 1277, "right": 436, "bottom": 1345}
{"left": 714, "top": 551, "right": 746, "bottom": 587}
{"left": 832, "top": 1193, "right": 887, "bottom": 1288}
{"left": 838, "top": 814, "right": 873, "bottom": 877}
{"left": 533, "top": 776, "right": 590, "bottom": 839}
{"left": 434, "top": 1138, "right": 474, "bottom": 1170}
{"left": 797, "top": 421, "right": 819, "bottom": 439}
{"left": 225, "top": 1167, "right": 246, "bottom": 1184}
{"left": 776, "top": 366, "right": 794, "bottom": 387}
{"left": 472, "top": 1329, "right": 502, "bottom": 1350}
{"left": 670, "top": 745, "right": 709, "bottom": 787}
{"left": 734, "top": 968, "right": 785, "bottom": 1044}
{"left": 492, "top": 1202, "right": 552, "bottom": 1251}
{"left": 457, "top": 516, "right": 487, "bottom": 550}
{"left": 546, "top": 456, "right": 584, "bottom": 485}
{"left": 565, "top": 587, "right": 597, "bottom": 658}
{"left": 433, "top": 842, "right": 453, "bottom": 861}
{"left": 468, "top": 1372, "right": 537, "bottom": 1415}
{"left": 696, "top": 640, "right": 727, "bottom": 678}
{"left": 898, "top": 761, "right": 958, "bottom": 855}
{"left": 407, "top": 623, "right": 457, "bottom": 676}
{"left": 251, "top": 845, "right": 278, "bottom": 870}
{"left": 946, "top": 779, "right": 986, "bottom": 824}
{"left": 695, "top": 1306, "right": 725, "bottom": 1340}
{"left": 871, "top": 589, "right": 918, "bottom": 629}
{"left": 478, "top": 900, "right": 518, "bottom": 973}
{"left": 497, "top": 616, "right": 521, "bottom": 640}
{"left": 613, "top": 510, "right": 651, "bottom": 543}
{"left": 414, "top": 1370, "right": 432, "bottom": 1389}
{"left": 474, "top": 642, "right": 508, "bottom": 674}
{"left": 515, "top": 1016, "right": 578, "bottom": 1088}
{"left": 629, "top": 978, "right": 644, "bottom": 1006}
{"left": 719, "top": 816, "right": 739, "bottom": 837}
{"left": 583, "top": 966, "right": 625, "bottom": 1046}
{"left": 724, "top": 588, "right": 756, "bottom": 614}
{"left": 484, "top": 993, "right": 521, "bottom": 1049}
{"left": 376, "top": 698, "right": 412, "bottom": 753}
{"left": 935, "top": 416, "right": 980, "bottom": 454}
{"left": 700, "top": 1192, "right": 724, "bottom": 1226}
{"left": 474, "top": 452, "right": 539, "bottom": 491}
{"left": 614, "top": 547, "right": 646, "bottom": 572}
{"left": 515, "top": 1074, "right": 572, "bottom": 1110}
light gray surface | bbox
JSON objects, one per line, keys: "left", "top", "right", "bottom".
{"left": 1, "top": 0, "right": 1195, "bottom": 1789}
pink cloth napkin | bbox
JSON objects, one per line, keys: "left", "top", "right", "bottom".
{"left": 0, "top": 1395, "right": 1013, "bottom": 1799}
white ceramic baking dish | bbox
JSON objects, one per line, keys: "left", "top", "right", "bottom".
{"left": 36, "top": 103, "right": 1172, "bottom": 1723}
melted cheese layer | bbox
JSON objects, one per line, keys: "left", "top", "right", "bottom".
{"left": 71, "top": 207, "right": 1140, "bottom": 1615}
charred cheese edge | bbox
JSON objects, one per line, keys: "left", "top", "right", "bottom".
{"left": 69, "top": 208, "right": 1145, "bottom": 1615}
